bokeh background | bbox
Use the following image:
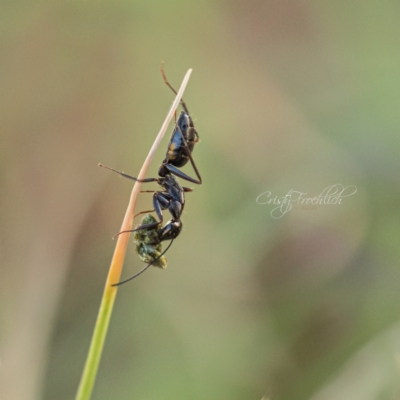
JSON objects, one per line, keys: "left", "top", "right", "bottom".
{"left": 1, "top": 1, "right": 400, "bottom": 400}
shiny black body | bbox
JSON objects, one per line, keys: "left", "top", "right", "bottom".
{"left": 159, "top": 65, "right": 202, "bottom": 185}
{"left": 163, "top": 111, "right": 198, "bottom": 168}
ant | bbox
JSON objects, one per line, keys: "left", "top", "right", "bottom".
{"left": 100, "top": 65, "right": 202, "bottom": 239}
{"left": 99, "top": 66, "right": 202, "bottom": 284}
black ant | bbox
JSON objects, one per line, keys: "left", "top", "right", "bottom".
{"left": 101, "top": 65, "right": 202, "bottom": 238}
{"left": 99, "top": 66, "right": 202, "bottom": 284}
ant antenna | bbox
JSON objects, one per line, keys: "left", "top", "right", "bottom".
{"left": 111, "top": 240, "right": 174, "bottom": 287}
{"left": 98, "top": 163, "right": 157, "bottom": 183}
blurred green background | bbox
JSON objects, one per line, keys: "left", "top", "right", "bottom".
{"left": 1, "top": 1, "right": 400, "bottom": 400}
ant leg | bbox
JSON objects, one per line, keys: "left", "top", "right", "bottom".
{"left": 113, "top": 222, "right": 160, "bottom": 239}
{"left": 183, "top": 187, "right": 193, "bottom": 192}
{"left": 134, "top": 209, "right": 155, "bottom": 218}
{"left": 152, "top": 192, "right": 168, "bottom": 223}
{"left": 140, "top": 190, "right": 168, "bottom": 193}
{"left": 164, "top": 164, "right": 201, "bottom": 185}
{"left": 99, "top": 163, "right": 158, "bottom": 183}
{"left": 113, "top": 193, "right": 170, "bottom": 238}
{"left": 160, "top": 63, "right": 190, "bottom": 115}
{"left": 111, "top": 240, "right": 174, "bottom": 286}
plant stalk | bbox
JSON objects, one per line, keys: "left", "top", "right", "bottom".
{"left": 75, "top": 68, "right": 192, "bottom": 400}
